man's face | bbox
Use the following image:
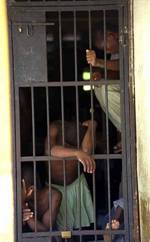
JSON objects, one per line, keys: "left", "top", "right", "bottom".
{"left": 95, "top": 30, "right": 118, "bottom": 54}
{"left": 106, "top": 31, "right": 118, "bottom": 53}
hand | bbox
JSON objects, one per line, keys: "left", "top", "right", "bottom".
{"left": 82, "top": 120, "right": 97, "bottom": 129}
{"left": 22, "top": 203, "right": 34, "bottom": 223}
{"left": 113, "top": 141, "right": 122, "bottom": 154}
{"left": 75, "top": 150, "right": 96, "bottom": 173}
{"left": 86, "top": 49, "right": 97, "bottom": 66}
{"left": 92, "top": 71, "right": 102, "bottom": 81}
{"left": 22, "top": 179, "right": 34, "bottom": 203}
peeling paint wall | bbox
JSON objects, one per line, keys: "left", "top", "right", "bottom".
{"left": 134, "top": 0, "right": 150, "bottom": 241}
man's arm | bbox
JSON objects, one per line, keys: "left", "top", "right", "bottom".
{"left": 26, "top": 217, "right": 49, "bottom": 232}
{"left": 81, "top": 120, "right": 97, "bottom": 155}
{"left": 23, "top": 203, "right": 49, "bottom": 232}
{"left": 86, "top": 49, "right": 119, "bottom": 71}
{"left": 51, "top": 145, "right": 95, "bottom": 173}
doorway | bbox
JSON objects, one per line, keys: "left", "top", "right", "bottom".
{"left": 8, "top": 1, "right": 134, "bottom": 241}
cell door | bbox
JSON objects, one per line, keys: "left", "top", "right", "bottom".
{"left": 8, "top": 1, "right": 135, "bottom": 242}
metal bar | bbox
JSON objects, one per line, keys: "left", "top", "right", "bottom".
{"left": 123, "top": 6, "right": 134, "bottom": 242}
{"left": 103, "top": 9, "right": 111, "bottom": 238}
{"left": 33, "top": 160, "right": 37, "bottom": 232}
{"left": 88, "top": 9, "right": 96, "bottom": 241}
{"left": 13, "top": 22, "right": 57, "bottom": 26}
{"left": 31, "top": 87, "right": 35, "bottom": 158}
{"left": 74, "top": 10, "right": 82, "bottom": 236}
{"left": 8, "top": 1, "right": 127, "bottom": 8}
{"left": 20, "top": 153, "right": 122, "bottom": 161}
{"left": 22, "top": 229, "right": 125, "bottom": 238}
{"left": 120, "top": 5, "right": 134, "bottom": 242}
{"left": 46, "top": 86, "right": 53, "bottom": 234}
{"left": 15, "top": 79, "right": 120, "bottom": 87}
{"left": 118, "top": 6, "right": 129, "bottom": 242}
{"left": 15, "top": 87, "right": 22, "bottom": 241}
{"left": 31, "top": 87, "right": 37, "bottom": 232}
{"left": 9, "top": 19, "right": 17, "bottom": 242}
{"left": 58, "top": 10, "right": 67, "bottom": 230}
{"left": 45, "top": 12, "right": 53, "bottom": 233}
{"left": 74, "top": 10, "right": 78, "bottom": 85}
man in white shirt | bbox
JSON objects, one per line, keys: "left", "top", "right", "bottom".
{"left": 86, "top": 27, "right": 122, "bottom": 153}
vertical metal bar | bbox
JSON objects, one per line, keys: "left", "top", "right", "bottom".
{"left": 45, "top": 11, "right": 53, "bottom": 236}
{"left": 89, "top": 11, "right": 95, "bottom": 155}
{"left": 46, "top": 86, "right": 53, "bottom": 235}
{"left": 74, "top": 10, "right": 80, "bottom": 150}
{"left": 9, "top": 20, "right": 17, "bottom": 242}
{"left": 58, "top": 10, "right": 67, "bottom": 229}
{"left": 58, "top": 11, "right": 65, "bottom": 145}
{"left": 119, "top": 7, "right": 127, "bottom": 242}
{"left": 15, "top": 87, "right": 22, "bottom": 241}
{"left": 124, "top": 5, "right": 135, "bottom": 241}
{"left": 33, "top": 160, "right": 37, "bottom": 232}
{"left": 31, "top": 86, "right": 37, "bottom": 232}
{"left": 88, "top": 9, "right": 96, "bottom": 241}
{"left": 103, "top": 10, "right": 111, "bottom": 238}
{"left": 118, "top": 6, "right": 127, "bottom": 241}
{"left": 74, "top": 10, "right": 82, "bottom": 238}
{"left": 74, "top": 10, "right": 78, "bottom": 85}
{"left": 119, "top": 6, "right": 130, "bottom": 242}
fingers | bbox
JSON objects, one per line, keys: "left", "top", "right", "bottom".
{"left": 105, "top": 223, "right": 110, "bottom": 230}
{"left": 87, "top": 156, "right": 96, "bottom": 173}
{"left": 27, "top": 186, "right": 34, "bottom": 198}
{"left": 113, "top": 142, "right": 122, "bottom": 154}
{"left": 78, "top": 158, "right": 86, "bottom": 172}
{"left": 82, "top": 120, "right": 89, "bottom": 127}
{"left": 79, "top": 156, "right": 96, "bottom": 173}
{"left": 23, "top": 208, "right": 34, "bottom": 222}
{"left": 22, "top": 179, "right": 27, "bottom": 195}
{"left": 111, "top": 220, "right": 120, "bottom": 229}
{"left": 77, "top": 150, "right": 96, "bottom": 173}
{"left": 86, "top": 49, "right": 96, "bottom": 66}
{"left": 92, "top": 72, "right": 101, "bottom": 81}
{"left": 105, "top": 220, "right": 120, "bottom": 230}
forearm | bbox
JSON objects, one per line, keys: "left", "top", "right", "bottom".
{"left": 27, "top": 218, "right": 48, "bottom": 232}
{"left": 51, "top": 145, "right": 96, "bottom": 174}
{"left": 51, "top": 145, "right": 78, "bottom": 158}
{"left": 82, "top": 124, "right": 96, "bottom": 154}
{"left": 95, "top": 58, "right": 119, "bottom": 71}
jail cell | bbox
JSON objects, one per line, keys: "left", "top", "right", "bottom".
{"left": 9, "top": 1, "right": 133, "bottom": 242}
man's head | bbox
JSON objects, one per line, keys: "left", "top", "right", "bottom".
{"left": 21, "top": 162, "right": 41, "bottom": 189}
{"left": 93, "top": 24, "right": 119, "bottom": 54}
{"left": 105, "top": 31, "right": 118, "bottom": 53}
{"left": 48, "top": 120, "right": 87, "bottom": 147}
{"left": 21, "top": 163, "right": 34, "bottom": 189}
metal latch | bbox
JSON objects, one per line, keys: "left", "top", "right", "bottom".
{"left": 61, "top": 231, "right": 72, "bottom": 239}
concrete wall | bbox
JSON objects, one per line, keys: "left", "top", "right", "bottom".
{"left": 133, "top": 0, "right": 150, "bottom": 241}
{"left": 0, "top": 1, "right": 15, "bottom": 242}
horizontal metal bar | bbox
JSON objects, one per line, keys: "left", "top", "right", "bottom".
{"left": 22, "top": 229, "right": 125, "bottom": 238}
{"left": 15, "top": 80, "right": 120, "bottom": 87}
{"left": 9, "top": 1, "right": 127, "bottom": 8}
{"left": 13, "top": 22, "right": 56, "bottom": 26}
{"left": 20, "top": 153, "right": 122, "bottom": 161}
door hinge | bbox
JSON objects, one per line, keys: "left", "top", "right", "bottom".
{"left": 119, "top": 25, "right": 128, "bottom": 47}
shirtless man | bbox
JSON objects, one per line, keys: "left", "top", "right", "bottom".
{"left": 45, "top": 120, "right": 96, "bottom": 230}
{"left": 22, "top": 163, "right": 62, "bottom": 232}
